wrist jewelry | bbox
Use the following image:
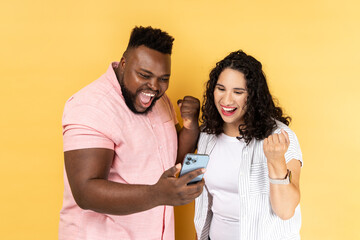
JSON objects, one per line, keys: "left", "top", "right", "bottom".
{"left": 269, "top": 169, "right": 291, "bottom": 184}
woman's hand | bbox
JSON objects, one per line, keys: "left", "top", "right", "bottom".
{"left": 263, "top": 129, "right": 289, "bottom": 178}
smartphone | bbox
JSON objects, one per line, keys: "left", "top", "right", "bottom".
{"left": 179, "top": 153, "right": 210, "bottom": 185}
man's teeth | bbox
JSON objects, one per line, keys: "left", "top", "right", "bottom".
{"left": 142, "top": 92, "right": 155, "bottom": 97}
{"left": 222, "top": 107, "right": 236, "bottom": 112}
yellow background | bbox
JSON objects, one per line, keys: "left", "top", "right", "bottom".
{"left": 1, "top": 0, "right": 359, "bottom": 239}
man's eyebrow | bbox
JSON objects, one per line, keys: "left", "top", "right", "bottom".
{"left": 139, "top": 68, "right": 153, "bottom": 75}
{"left": 139, "top": 68, "right": 171, "bottom": 77}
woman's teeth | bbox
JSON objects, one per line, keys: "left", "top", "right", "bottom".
{"left": 222, "top": 106, "right": 236, "bottom": 112}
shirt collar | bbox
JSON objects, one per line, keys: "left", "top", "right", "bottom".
{"left": 104, "top": 62, "right": 123, "bottom": 97}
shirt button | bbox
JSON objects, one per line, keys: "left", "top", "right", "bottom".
{"left": 239, "top": 171, "right": 244, "bottom": 176}
{"left": 159, "top": 146, "right": 163, "bottom": 149}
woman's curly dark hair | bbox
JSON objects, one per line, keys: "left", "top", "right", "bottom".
{"left": 201, "top": 50, "right": 291, "bottom": 144}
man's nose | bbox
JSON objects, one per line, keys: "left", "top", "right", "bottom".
{"left": 147, "top": 78, "right": 159, "bottom": 91}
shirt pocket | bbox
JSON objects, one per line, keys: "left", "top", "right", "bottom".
{"left": 249, "top": 162, "right": 270, "bottom": 195}
{"left": 163, "top": 119, "right": 177, "bottom": 154}
{"left": 112, "top": 120, "right": 163, "bottom": 185}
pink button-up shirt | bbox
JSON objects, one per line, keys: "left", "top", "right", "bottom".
{"left": 59, "top": 62, "right": 178, "bottom": 240}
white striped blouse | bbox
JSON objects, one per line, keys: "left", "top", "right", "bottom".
{"left": 194, "top": 121, "right": 303, "bottom": 240}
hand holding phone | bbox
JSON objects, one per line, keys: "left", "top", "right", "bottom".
{"left": 153, "top": 161, "right": 206, "bottom": 206}
{"left": 179, "top": 153, "right": 210, "bottom": 184}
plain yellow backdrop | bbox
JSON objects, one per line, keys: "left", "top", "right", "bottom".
{"left": 1, "top": 0, "right": 359, "bottom": 239}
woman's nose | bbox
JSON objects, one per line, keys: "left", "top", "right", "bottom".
{"left": 222, "top": 92, "right": 233, "bottom": 104}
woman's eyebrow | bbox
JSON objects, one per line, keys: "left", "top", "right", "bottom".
{"left": 234, "top": 87, "right": 247, "bottom": 91}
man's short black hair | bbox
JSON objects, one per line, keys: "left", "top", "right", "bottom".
{"left": 126, "top": 26, "right": 174, "bottom": 54}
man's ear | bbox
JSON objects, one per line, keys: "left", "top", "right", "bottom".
{"left": 119, "top": 56, "right": 126, "bottom": 70}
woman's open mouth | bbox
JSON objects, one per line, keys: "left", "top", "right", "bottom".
{"left": 221, "top": 106, "right": 237, "bottom": 116}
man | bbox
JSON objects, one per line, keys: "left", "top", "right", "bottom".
{"left": 59, "top": 26, "right": 204, "bottom": 240}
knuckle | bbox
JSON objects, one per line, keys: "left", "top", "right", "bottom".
{"left": 177, "top": 191, "right": 185, "bottom": 199}
{"left": 188, "top": 173, "right": 197, "bottom": 180}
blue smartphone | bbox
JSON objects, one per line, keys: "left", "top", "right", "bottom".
{"left": 179, "top": 153, "right": 210, "bottom": 185}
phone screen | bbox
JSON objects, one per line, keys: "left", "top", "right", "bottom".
{"left": 179, "top": 153, "right": 210, "bottom": 184}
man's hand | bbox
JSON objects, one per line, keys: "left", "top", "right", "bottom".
{"left": 153, "top": 164, "right": 205, "bottom": 206}
{"left": 177, "top": 96, "right": 200, "bottom": 130}
{"left": 263, "top": 129, "right": 289, "bottom": 178}
{"left": 176, "top": 96, "right": 200, "bottom": 164}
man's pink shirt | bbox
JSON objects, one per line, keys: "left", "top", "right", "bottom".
{"left": 59, "top": 62, "right": 178, "bottom": 240}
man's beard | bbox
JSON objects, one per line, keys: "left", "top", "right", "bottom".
{"left": 119, "top": 80, "right": 161, "bottom": 114}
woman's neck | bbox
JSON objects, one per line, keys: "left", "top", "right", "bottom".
{"left": 223, "top": 123, "right": 241, "bottom": 137}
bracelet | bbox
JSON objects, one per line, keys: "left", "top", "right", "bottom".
{"left": 269, "top": 169, "right": 291, "bottom": 185}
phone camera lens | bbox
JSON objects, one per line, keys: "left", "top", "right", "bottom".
{"left": 186, "top": 161, "right": 191, "bottom": 165}
{"left": 187, "top": 157, "right": 192, "bottom": 160}
{"left": 192, "top": 159, "right": 197, "bottom": 163}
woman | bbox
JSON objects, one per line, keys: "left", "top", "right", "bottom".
{"left": 194, "top": 50, "right": 302, "bottom": 240}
